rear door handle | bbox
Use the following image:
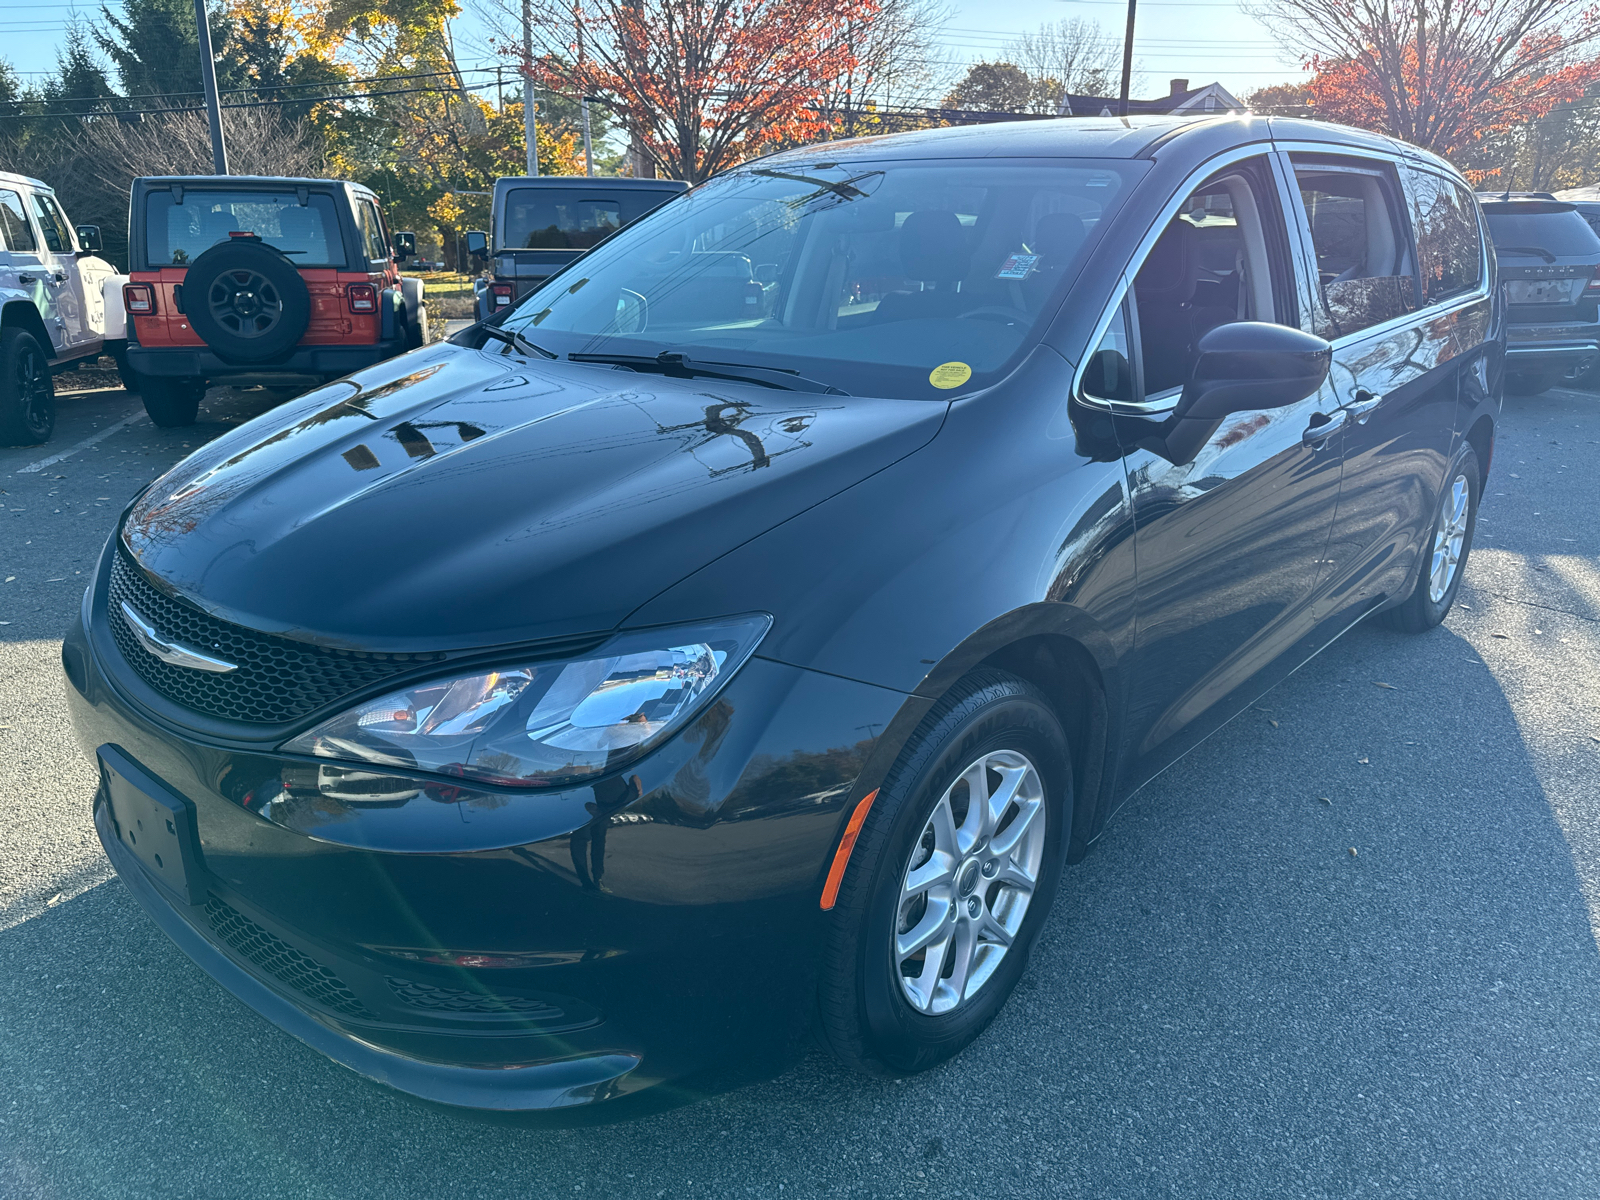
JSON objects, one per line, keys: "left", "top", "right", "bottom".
{"left": 1344, "top": 389, "right": 1383, "bottom": 425}
{"left": 1302, "top": 409, "right": 1347, "bottom": 447}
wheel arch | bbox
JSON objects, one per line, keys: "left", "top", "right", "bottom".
{"left": 1, "top": 301, "right": 55, "bottom": 362}
{"left": 846, "top": 603, "right": 1122, "bottom": 869}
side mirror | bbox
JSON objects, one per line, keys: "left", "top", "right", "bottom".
{"left": 465, "top": 230, "right": 488, "bottom": 258}
{"left": 393, "top": 231, "right": 416, "bottom": 260}
{"left": 1161, "top": 322, "right": 1331, "bottom": 463}
{"left": 76, "top": 224, "right": 102, "bottom": 253}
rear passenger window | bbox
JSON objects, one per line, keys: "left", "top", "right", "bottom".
{"left": 1408, "top": 169, "right": 1482, "bottom": 305}
{"left": 1293, "top": 159, "right": 1417, "bottom": 338}
{"left": 0, "top": 190, "right": 34, "bottom": 252}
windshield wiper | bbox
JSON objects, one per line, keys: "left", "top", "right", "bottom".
{"left": 566, "top": 350, "right": 848, "bottom": 394}
{"left": 477, "top": 322, "right": 557, "bottom": 359}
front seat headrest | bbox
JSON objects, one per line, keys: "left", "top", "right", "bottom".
{"left": 900, "top": 211, "right": 971, "bottom": 283}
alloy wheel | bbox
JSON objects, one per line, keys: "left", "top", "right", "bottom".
{"left": 1428, "top": 472, "right": 1471, "bottom": 604}
{"left": 209, "top": 269, "right": 284, "bottom": 338}
{"left": 893, "top": 748, "right": 1047, "bottom": 1015}
{"left": 15, "top": 342, "right": 49, "bottom": 439}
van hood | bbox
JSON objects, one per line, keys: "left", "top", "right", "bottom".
{"left": 122, "top": 343, "right": 945, "bottom": 651}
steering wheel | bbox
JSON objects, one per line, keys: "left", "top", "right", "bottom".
{"left": 958, "top": 305, "right": 1031, "bottom": 326}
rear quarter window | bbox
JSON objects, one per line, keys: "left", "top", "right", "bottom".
{"left": 1407, "top": 168, "right": 1482, "bottom": 305}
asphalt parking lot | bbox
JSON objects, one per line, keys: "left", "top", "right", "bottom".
{"left": 2, "top": 380, "right": 1598, "bottom": 1199}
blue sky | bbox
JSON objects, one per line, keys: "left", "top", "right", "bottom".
{"left": 1, "top": 0, "right": 1304, "bottom": 104}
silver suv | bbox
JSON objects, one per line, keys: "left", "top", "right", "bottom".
{"left": 0, "top": 170, "right": 127, "bottom": 445}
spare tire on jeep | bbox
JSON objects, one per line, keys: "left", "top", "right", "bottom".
{"left": 184, "top": 237, "right": 311, "bottom": 363}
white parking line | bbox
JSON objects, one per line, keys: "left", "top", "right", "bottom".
{"left": 16, "top": 409, "right": 147, "bottom": 474}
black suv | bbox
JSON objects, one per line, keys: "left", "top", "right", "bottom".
{"left": 1478, "top": 196, "right": 1600, "bottom": 393}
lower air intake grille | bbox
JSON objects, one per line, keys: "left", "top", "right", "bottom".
{"left": 386, "top": 976, "right": 564, "bottom": 1018}
{"left": 205, "top": 897, "right": 374, "bottom": 1020}
{"left": 107, "top": 547, "right": 446, "bottom": 724}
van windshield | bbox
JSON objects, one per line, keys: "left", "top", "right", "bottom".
{"left": 145, "top": 190, "right": 347, "bottom": 268}
{"left": 498, "top": 158, "right": 1139, "bottom": 399}
{"left": 503, "top": 188, "right": 681, "bottom": 249}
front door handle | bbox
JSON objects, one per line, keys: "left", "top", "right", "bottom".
{"left": 1344, "top": 389, "right": 1383, "bottom": 425}
{"left": 1302, "top": 409, "right": 1347, "bottom": 447}
{"left": 17, "top": 273, "right": 37, "bottom": 284}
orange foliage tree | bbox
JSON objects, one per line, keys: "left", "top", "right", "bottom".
{"left": 1252, "top": 0, "right": 1600, "bottom": 161}
{"left": 531, "top": 0, "right": 875, "bottom": 181}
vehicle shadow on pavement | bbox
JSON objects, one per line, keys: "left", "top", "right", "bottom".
{"left": 3, "top": 614, "right": 1598, "bottom": 1198}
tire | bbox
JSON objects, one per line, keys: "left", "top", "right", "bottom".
{"left": 1505, "top": 368, "right": 1560, "bottom": 396}
{"left": 138, "top": 376, "right": 206, "bottom": 427}
{"left": 0, "top": 327, "right": 55, "bottom": 446}
{"left": 183, "top": 239, "right": 311, "bottom": 363}
{"left": 1376, "top": 443, "right": 1479, "bottom": 633}
{"left": 818, "top": 670, "right": 1072, "bottom": 1076}
{"left": 406, "top": 303, "right": 429, "bottom": 350}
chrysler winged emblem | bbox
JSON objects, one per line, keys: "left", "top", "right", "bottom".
{"left": 120, "top": 602, "right": 238, "bottom": 674}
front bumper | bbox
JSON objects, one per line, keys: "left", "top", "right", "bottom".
{"left": 126, "top": 338, "right": 408, "bottom": 381}
{"left": 64, "top": 547, "right": 907, "bottom": 1109}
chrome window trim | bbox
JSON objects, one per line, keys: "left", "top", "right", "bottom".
{"left": 1073, "top": 142, "right": 1279, "bottom": 416}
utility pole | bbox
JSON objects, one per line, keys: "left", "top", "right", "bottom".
{"left": 193, "top": 0, "right": 228, "bottom": 173}
{"left": 581, "top": 98, "right": 595, "bottom": 175}
{"left": 522, "top": 0, "right": 538, "bottom": 175}
{"left": 1118, "top": 0, "right": 1137, "bottom": 119}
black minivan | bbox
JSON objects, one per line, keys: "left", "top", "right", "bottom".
{"left": 65, "top": 115, "right": 1501, "bottom": 1113}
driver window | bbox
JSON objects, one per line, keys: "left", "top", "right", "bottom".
{"left": 1130, "top": 162, "right": 1286, "bottom": 396}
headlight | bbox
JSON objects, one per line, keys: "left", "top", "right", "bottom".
{"left": 281, "top": 615, "right": 770, "bottom": 788}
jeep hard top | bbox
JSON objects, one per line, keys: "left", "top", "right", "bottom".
{"left": 475, "top": 175, "right": 686, "bottom": 318}
{"left": 123, "top": 176, "right": 426, "bottom": 426}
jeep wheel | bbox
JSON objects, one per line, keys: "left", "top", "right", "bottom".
{"left": 0, "top": 327, "right": 55, "bottom": 446}
{"left": 185, "top": 240, "right": 311, "bottom": 363}
{"left": 138, "top": 376, "right": 206, "bottom": 427}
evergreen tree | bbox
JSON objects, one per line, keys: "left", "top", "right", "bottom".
{"left": 45, "top": 23, "right": 116, "bottom": 115}
{"left": 95, "top": 0, "right": 240, "bottom": 104}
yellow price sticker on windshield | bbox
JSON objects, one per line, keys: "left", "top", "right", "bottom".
{"left": 929, "top": 362, "right": 972, "bottom": 390}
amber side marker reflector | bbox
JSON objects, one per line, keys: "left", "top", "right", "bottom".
{"left": 820, "top": 788, "right": 879, "bottom": 911}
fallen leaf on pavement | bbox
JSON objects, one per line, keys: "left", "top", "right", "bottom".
{"left": 1492, "top": 633, "right": 1510, "bottom": 639}
{"left": 46, "top": 894, "right": 63, "bottom": 907}
{"left": 1319, "top": 797, "right": 1332, "bottom": 805}
{"left": 1373, "top": 682, "right": 1397, "bottom": 689}
{"left": 1349, "top": 848, "right": 1359, "bottom": 857}
{"left": 1268, "top": 719, "right": 1279, "bottom": 728}
{"left": 1357, "top": 756, "right": 1370, "bottom": 765}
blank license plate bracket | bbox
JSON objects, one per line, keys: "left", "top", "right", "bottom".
{"left": 99, "top": 744, "right": 208, "bottom": 907}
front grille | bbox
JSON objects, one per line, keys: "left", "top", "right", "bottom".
{"left": 386, "top": 976, "right": 565, "bottom": 1018}
{"left": 107, "top": 547, "right": 445, "bottom": 724}
{"left": 205, "top": 897, "right": 375, "bottom": 1020}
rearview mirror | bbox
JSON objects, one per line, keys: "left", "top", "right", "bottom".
{"left": 465, "top": 230, "right": 488, "bottom": 258}
{"left": 393, "top": 231, "right": 416, "bottom": 260}
{"left": 76, "top": 224, "right": 102, "bottom": 253}
{"left": 1161, "top": 322, "right": 1331, "bottom": 463}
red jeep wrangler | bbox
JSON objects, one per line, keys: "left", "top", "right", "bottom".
{"left": 122, "top": 176, "right": 426, "bottom": 426}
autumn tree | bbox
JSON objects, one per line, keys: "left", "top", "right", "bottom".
{"left": 531, "top": 0, "right": 874, "bottom": 182}
{"left": 1243, "top": 80, "right": 1313, "bottom": 114}
{"left": 1250, "top": 0, "right": 1600, "bottom": 159}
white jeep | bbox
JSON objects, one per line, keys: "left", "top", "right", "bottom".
{"left": 0, "top": 170, "right": 128, "bottom": 446}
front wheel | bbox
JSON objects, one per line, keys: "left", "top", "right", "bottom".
{"left": 137, "top": 376, "right": 206, "bottom": 427}
{"left": 0, "top": 327, "right": 55, "bottom": 446}
{"left": 818, "top": 670, "right": 1071, "bottom": 1076}
{"left": 1376, "top": 444, "right": 1479, "bottom": 633}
